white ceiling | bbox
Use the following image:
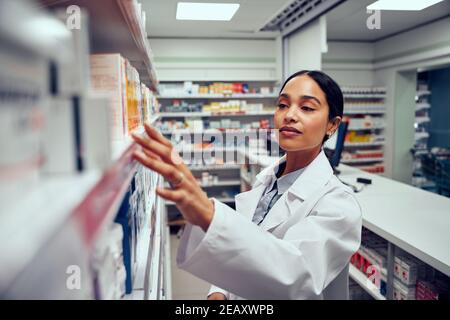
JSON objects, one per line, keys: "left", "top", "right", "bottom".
{"left": 143, "top": 0, "right": 292, "bottom": 39}
{"left": 326, "top": 0, "right": 450, "bottom": 42}
{"left": 143, "top": 0, "right": 450, "bottom": 41}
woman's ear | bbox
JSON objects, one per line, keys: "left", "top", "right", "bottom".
{"left": 326, "top": 117, "right": 342, "bottom": 137}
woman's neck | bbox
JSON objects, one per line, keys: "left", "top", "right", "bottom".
{"left": 282, "top": 146, "right": 322, "bottom": 176}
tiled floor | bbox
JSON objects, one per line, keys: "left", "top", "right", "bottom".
{"left": 170, "top": 233, "right": 211, "bottom": 300}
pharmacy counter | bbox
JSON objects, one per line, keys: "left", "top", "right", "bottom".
{"left": 337, "top": 164, "right": 450, "bottom": 277}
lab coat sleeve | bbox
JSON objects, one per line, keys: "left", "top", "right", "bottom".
{"left": 176, "top": 223, "right": 231, "bottom": 299}
{"left": 177, "top": 191, "right": 362, "bottom": 299}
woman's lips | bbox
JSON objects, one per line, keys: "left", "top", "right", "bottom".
{"left": 279, "top": 126, "right": 302, "bottom": 137}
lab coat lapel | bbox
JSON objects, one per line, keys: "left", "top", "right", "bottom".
{"left": 258, "top": 150, "right": 333, "bottom": 231}
{"left": 235, "top": 184, "right": 266, "bottom": 220}
{"left": 235, "top": 156, "right": 285, "bottom": 220}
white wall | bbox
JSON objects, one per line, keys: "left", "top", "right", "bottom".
{"left": 322, "top": 41, "right": 375, "bottom": 86}
{"left": 149, "top": 38, "right": 279, "bottom": 82}
{"left": 286, "top": 17, "right": 327, "bottom": 75}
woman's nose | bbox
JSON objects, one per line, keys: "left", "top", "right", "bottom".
{"left": 284, "top": 105, "right": 298, "bottom": 123}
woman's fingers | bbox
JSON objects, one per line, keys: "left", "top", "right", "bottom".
{"left": 132, "top": 131, "right": 197, "bottom": 184}
{"left": 132, "top": 133, "right": 173, "bottom": 163}
{"left": 155, "top": 187, "right": 184, "bottom": 202}
{"left": 142, "top": 147, "right": 161, "bottom": 161}
{"left": 133, "top": 150, "right": 185, "bottom": 185}
{"left": 144, "top": 122, "right": 172, "bottom": 148}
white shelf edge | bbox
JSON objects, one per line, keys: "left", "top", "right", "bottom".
{"left": 190, "top": 165, "right": 241, "bottom": 171}
{"left": 160, "top": 129, "right": 267, "bottom": 135}
{"left": 158, "top": 94, "right": 277, "bottom": 99}
{"left": 348, "top": 126, "right": 385, "bottom": 131}
{"left": 164, "top": 179, "right": 241, "bottom": 188}
{"left": 345, "top": 141, "right": 385, "bottom": 147}
{"left": 166, "top": 197, "right": 235, "bottom": 206}
{"left": 159, "top": 111, "right": 274, "bottom": 118}
{"left": 349, "top": 264, "right": 386, "bottom": 300}
{"left": 344, "top": 110, "right": 386, "bottom": 115}
{"left": 341, "top": 157, "right": 385, "bottom": 164}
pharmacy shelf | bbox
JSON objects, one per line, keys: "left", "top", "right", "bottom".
{"left": 166, "top": 180, "right": 241, "bottom": 188}
{"left": 148, "top": 114, "right": 160, "bottom": 125}
{"left": 415, "top": 132, "right": 430, "bottom": 140}
{"left": 175, "top": 146, "right": 243, "bottom": 153}
{"left": 348, "top": 125, "right": 385, "bottom": 131}
{"left": 190, "top": 164, "right": 241, "bottom": 171}
{"left": 40, "top": 0, "right": 158, "bottom": 90}
{"left": 344, "top": 109, "right": 386, "bottom": 115}
{"left": 337, "top": 164, "right": 450, "bottom": 277}
{"left": 415, "top": 116, "right": 431, "bottom": 125}
{"left": 344, "top": 94, "right": 386, "bottom": 99}
{"left": 166, "top": 197, "right": 235, "bottom": 206}
{"left": 159, "top": 111, "right": 274, "bottom": 118}
{"left": 416, "top": 90, "right": 431, "bottom": 97}
{"left": 341, "top": 157, "right": 384, "bottom": 164}
{"left": 0, "top": 129, "right": 157, "bottom": 294}
{"left": 349, "top": 264, "right": 386, "bottom": 300}
{"left": 112, "top": 115, "right": 159, "bottom": 161}
{"left": 160, "top": 128, "right": 266, "bottom": 135}
{"left": 132, "top": 179, "right": 158, "bottom": 291}
{"left": 158, "top": 93, "right": 277, "bottom": 99}
{"left": 416, "top": 103, "right": 431, "bottom": 112}
{"left": 0, "top": 172, "right": 100, "bottom": 292}
{"left": 345, "top": 141, "right": 385, "bottom": 147}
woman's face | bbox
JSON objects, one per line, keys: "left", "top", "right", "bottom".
{"left": 274, "top": 75, "right": 341, "bottom": 152}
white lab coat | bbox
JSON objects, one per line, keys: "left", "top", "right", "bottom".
{"left": 177, "top": 150, "right": 362, "bottom": 299}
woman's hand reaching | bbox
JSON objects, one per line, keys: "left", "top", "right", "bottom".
{"left": 131, "top": 123, "right": 215, "bottom": 232}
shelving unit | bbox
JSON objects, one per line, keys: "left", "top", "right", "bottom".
{"left": 411, "top": 77, "right": 435, "bottom": 191}
{"left": 342, "top": 87, "right": 387, "bottom": 175}
{"left": 0, "top": 0, "right": 166, "bottom": 300}
{"left": 40, "top": 0, "right": 158, "bottom": 90}
{"left": 159, "top": 111, "right": 275, "bottom": 118}
{"left": 159, "top": 93, "right": 278, "bottom": 99}
{"left": 349, "top": 264, "right": 387, "bottom": 300}
{"left": 157, "top": 80, "right": 277, "bottom": 229}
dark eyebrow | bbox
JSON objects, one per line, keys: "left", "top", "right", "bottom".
{"left": 278, "top": 93, "right": 321, "bottom": 106}
{"left": 278, "top": 93, "right": 290, "bottom": 100}
{"left": 300, "top": 95, "right": 321, "bottom": 106}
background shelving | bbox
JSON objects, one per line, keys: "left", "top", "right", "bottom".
{"left": 158, "top": 80, "right": 278, "bottom": 230}
{"left": 342, "top": 87, "right": 387, "bottom": 175}
{"left": 411, "top": 75, "right": 435, "bottom": 191}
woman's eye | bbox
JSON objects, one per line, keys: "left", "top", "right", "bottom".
{"left": 277, "top": 103, "right": 288, "bottom": 109}
{"left": 301, "top": 106, "right": 314, "bottom": 112}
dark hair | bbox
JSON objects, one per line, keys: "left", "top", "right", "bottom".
{"left": 279, "top": 70, "right": 344, "bottom": 142}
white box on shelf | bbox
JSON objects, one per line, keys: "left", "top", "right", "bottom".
{"left": 53, "top": 8, "right": 91, "bottom": 96}
{"left": 90, "top": 53, "right": 128, "bottom": 141}
{"left": 41, "top": 97, "right": 79, "bottom": 174}
{"left": 81, "top": 94, "right": 112, "bottom": 170}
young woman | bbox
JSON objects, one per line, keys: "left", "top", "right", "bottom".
{"left": 132, "top": 70, "right": 362, "bottom": 300}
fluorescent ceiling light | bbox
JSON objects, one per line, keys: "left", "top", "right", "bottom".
{"left": 367, "top": 0, "right": 444, "bottom": 11}
{"left": 176, "top": 2, "right": 240, "bottom": 21}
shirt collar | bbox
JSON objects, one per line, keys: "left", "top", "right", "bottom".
{"left": 262, "top": 158, "right": 306, "bottom": 195}
{"left": 255, "top": 149, "right": 333, "bottom": 201}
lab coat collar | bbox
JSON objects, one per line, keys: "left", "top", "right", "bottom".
{"left": 235, "top": 150, "right": 333, "bottom": 228}
{"left": 255, "top": 149, "right": 333, "bottom": 201}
